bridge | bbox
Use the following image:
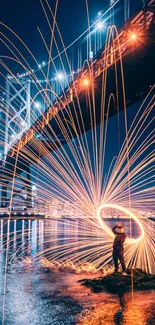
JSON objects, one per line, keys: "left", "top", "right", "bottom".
{"left": 0, "top": 0, "right": 155, "bottom": 209}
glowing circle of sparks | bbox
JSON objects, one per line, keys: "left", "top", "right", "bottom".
{"left": 97, "top": 203, "right": 144, "bottom": 244}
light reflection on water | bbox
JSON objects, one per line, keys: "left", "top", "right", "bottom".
{"left": 0, "top": 218, "right": 154, "bottom": 325}
{"left": 0, "top": 217, "right": 145, "bottom": 270}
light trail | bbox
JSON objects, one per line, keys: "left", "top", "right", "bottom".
{"left": 97, "top": 203, "right": 144, "bottom": 243}
{"left": 0, "top": 7, "right": 154, "bottom": 323}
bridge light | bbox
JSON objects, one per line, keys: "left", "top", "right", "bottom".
{"left": 90, "top": 51, "right": 94, "bottom": 59}
{"left": 56, "top": 73, "right": 64, "bottom": 80}
{"left": 96, "top": 21, "right": 104, "bottom": 30}
{"left": 82, "top": 78, "right": 90, "bottom": 87}
{"left": 130, "top": 33, "right": 137, "bottom": 41}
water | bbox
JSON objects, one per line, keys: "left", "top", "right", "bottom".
{"left": 0, "top": 218, "right": 154, "bottom": 325}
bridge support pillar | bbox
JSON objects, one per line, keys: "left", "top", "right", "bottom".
{"left": 1, "top": 182, "right": 9, "bottom": 207}
{"left": 25, "top": 165, "right": 32, "bottom": 208}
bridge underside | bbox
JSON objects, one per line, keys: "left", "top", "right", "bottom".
{"left": 5, "top": 23, "right": 155, "bottom": 163}
{"left": 1, "top": 21, "right": 155, "bottom": 206}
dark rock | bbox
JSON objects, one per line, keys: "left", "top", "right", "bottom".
{"left": 81, "top": 269, "right": 155, "bottom": 294}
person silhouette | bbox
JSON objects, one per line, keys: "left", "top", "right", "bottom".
{"left": 112, "top": 223, "right": 127, "bottom": 275}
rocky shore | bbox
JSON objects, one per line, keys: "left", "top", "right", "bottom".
{"left": 80, "top": 269, "right": 155, "bottom": 294}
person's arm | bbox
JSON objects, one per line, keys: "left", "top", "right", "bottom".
{"left": 120, "top": 233, "right": 126, "bottom": 246}
{"left": 112, "top": 225, "right": 118, "bottom": 235}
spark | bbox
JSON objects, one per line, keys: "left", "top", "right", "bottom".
{"left": 97, "top": 204, "right": 144, "bottom": 244}
{"left": 0, "top": 9, "right": 155, "bottom": 283}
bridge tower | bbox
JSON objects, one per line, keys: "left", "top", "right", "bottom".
{"left": 4, "top": 76, "right": 31, "bottom": 156}
{"left": 1, "top": 76, "right": 33, "bottom": 208}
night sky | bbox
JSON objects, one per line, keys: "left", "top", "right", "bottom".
{"left": 1, "top": 0, "right": 142, "bottom": 70}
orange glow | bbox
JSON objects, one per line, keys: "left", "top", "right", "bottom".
{"left": 82, "top": 78, "right": 90, "bottom": 87}
{"left": 130, "top": 33, "right": 137, "bottom": 41}
{"left": 97, "top": 204, "right": 144, "bottom": 244}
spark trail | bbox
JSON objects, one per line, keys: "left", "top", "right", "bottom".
{"left": 0, "top": 0, "right": 155, "bottom": 286}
